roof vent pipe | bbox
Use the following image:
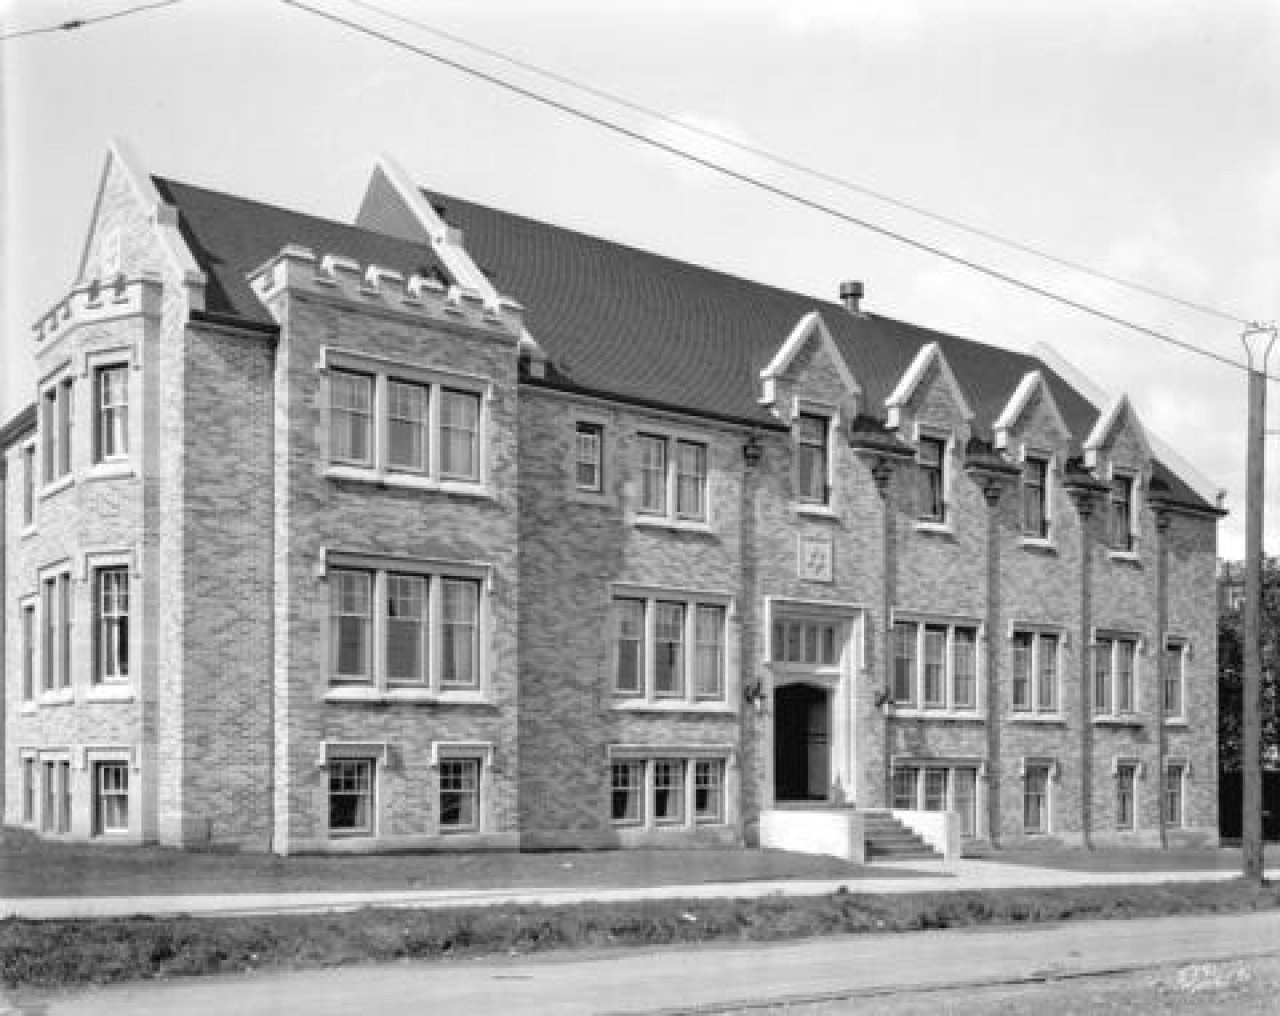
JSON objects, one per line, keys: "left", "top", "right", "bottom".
{"left": 839, "top": 280, "right": 865, "bottom": 314}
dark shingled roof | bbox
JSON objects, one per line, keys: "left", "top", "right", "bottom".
{"left": 426, "top": 190, "right": 1212, "bottom": 511}
{"left": 145, "top": 174, "right": 1213, "bottom": 513}
{"left": 152, "top": 177, "right": 447, "bottom": 326}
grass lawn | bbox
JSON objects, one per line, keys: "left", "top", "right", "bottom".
{"left": 5, "top": 881, "right": 1280, "bottom": 989}
{"left": 0, "top": 830, "right": 922, "bottom": 898}
{"left": 978, "top": 844, "right": 1280, "bottom": 873}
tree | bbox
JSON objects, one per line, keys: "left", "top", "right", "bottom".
{"left": 1219, "top": 556, "right": 1280, "bottom": 771}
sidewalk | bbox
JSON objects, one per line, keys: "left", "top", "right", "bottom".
{"left": 5, "top": 858, "right": 1277, "bottom": 920}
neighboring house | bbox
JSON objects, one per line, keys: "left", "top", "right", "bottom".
{"left": 0, "top": 141, "right": 1224, "bottom": 854}
{"left": 1218, "top": 560, "right": 1245, "bottom": 613}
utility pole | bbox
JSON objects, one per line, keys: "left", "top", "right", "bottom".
{"left": 1241, "top": 323, "right": 1276, "bottom": 883}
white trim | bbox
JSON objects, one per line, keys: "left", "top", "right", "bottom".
{"left": 1084, "top": 393, "right": 1152, "bottom": 468}
{"left": 430, "top": 740, "right": 494, "bottom": 766}
{"left": 885, "top": 342, "right": 975, "bottom": 429}
{"left": 759, "top": 311, "right": 861, "bottom": 409}
{"left": 993, "top": 370, "right": 1071, "bottom": 450}
{"left": 567, "top": 407, "right": 614, "bottom": 506}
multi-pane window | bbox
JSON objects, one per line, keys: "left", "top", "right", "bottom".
{"left": 575, "top": 421, "right": 604, "bottom": 493}
{"left": 611, "top": 760, "right": 644, "bottom": 825}
{"left": 387, "top": 380, "right": 428, "bottom": 471}
{"left": 636, "top": 433, "right": 709, "bottom": 521}
{"left": 326, "top": 362, "right": 484, "bottom": 485}
{"left": 653, "top": 759, "right": 685, "bottom": 825}
{"left": 95, "top": 762, "right": 129, "bottom": 835}
{"left": 439, "top": 758, "right": 481, "bottom": 832}
{"left": 1094, "top": 636, "right": 1138, "bottom": 716}
{"left": 694, "top": 606, "right": 725, "bottom": 699}
{"left": 1023, "top": 764, "right": 1050, "bottom": 834}
{"left": 891, "top": 620, "right": 979, "bottom": 711}
{"left": 332, "top": 571, "right": 372, "bottom": 680}
{"left": 329, "top": 370, "right": 374, "bottom": 466}
{"left": 441, "top": 579, "right": 480, "bottom": 688}
{"left": 1011, "top": 631, "right": 1059, "bottom": 714}
{"left": 611, "top": 596, "right": 727, "bottom": 703}
{"left": 891, "top": 764, "right": 980, "bottom": 837}
{"left": 328, "top": 759, "right": 374, "bottom": 834}
{"left": 608, "top": 755, "right": 727, "bottom": 829}
{"left": 440, "top": 389, "right": 480, "bottom": 480}
{"left": 654, "top": 602, "right": 685, "bottom": 697}
{"left": 95, "top": 568, "right": 129, "bottom": 684}
{"left": 43, "top": 760, "right": 71, "bottom": 834}
{"left": 22, "top": 445, "right": 35, "bottom": 525}
{"left": 21, "top": 604, "right": 35, "bottom": 702}
{"left": 795, "top": 413, "right": 829, "bottom": 504}
{"left": 94, "top": 365, "right": 129, "bottom": 462}
{"left": 694, "top": 759, "right": 725, "bottom": 823}
{"left": 41, "top": 572, "right": 72, "bottom": 693}
{"left": 1162, "top": 640, "right": 1185, "bottom": 718}
{"left": 917, "top": 436, "right": 946, "bottom": 522}
{"left": 330, "top": 567, "right": 483, "bottom": 692}
{"left": 1164, "top": 763, "right": 1185, "bottom": 827}
{"left": 1021, "top": 456, "right": 1049, "bottom": 539}
{"left": 772, "top": 618, "right": 840, "bottom": 666}
{"left": 41, "top": 378, "right": 73, "bottom": 485}
{"left": 1108, "top": 474, "right": 1135, "bottom": 551}
{"left": 21, "top": 759, "right": 35, "bottom": 825}
{"left": 1115, "top": 763, "right": 1137, "bottom": 830}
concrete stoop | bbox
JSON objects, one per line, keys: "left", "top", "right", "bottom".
{"left": 759, "top": 807, "right": 946, "bottom": 863}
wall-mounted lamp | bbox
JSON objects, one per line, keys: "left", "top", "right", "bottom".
{"left": 743, "top": 680, "right": 767, "bottom": 712}
{"left": 743, "top": 434, "right": 764, "bottom": 467}
{"left": 873, "top": 687, "right": 892, "bottom": 709}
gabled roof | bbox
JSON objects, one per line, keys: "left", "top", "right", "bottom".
{"left": 993, "top": 370, "right": 1070, "bottom": 451}
{"left": 884, "top": 341, "right": 975, "bottom": 427}
{"left": 151, "top": 177, "right": 449, "bottom": 327}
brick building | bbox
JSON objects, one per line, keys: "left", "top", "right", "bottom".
{"left": 1, "top": 142, "right": 1224, "bottom": 854}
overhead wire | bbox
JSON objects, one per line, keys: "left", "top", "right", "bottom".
{"left": 342, "top": 0, "right": 1251, "bottom": 329}
{"left": 283, "top": 0, "right": 1276, "bottom": 382}
{"left": 0, "top": 0, "right": 183, "bottom": 42}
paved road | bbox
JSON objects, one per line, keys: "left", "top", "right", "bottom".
{"left": 5, "top": 859, "right": 1277, "bottom": 919}
{"left": 11, "top": 909, "right": 1280, "bottom": 1015}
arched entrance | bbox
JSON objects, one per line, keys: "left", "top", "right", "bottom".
{"left": 773, "top": 683, "right": 830, "bottom": 802}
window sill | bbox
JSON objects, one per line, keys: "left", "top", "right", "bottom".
{"left": 324, "top": 686, "right": 492, "bottom": 706}
{"left": 324, "top": 465, "right": 494, "bottom": 501}
{"left": 889, "top": 708, "right": 983, "bottom": 722}
{"left": 793, "top": 503, "right": 838, "bottom": 520}
{"left": 1107, "top": 550, "right": 1141, "bottom": 564}
{"left": 18, "top": 703, "right": 37, "bottom": 715}
{"left": 21, "top": 525, "right": 37, "bottom": 540}
{"left": 631, "top": 515, "right": 713, "bottom": 535}
{"left": 38, "top": 691, "right": 74, "bottom": 707}
{"left": 913, "top": 520, "right": 954, "bottom": 536}
{"left": 568, "top": 489, "right": 615, "bottom": 508}
{"left": 85, "top": 684, "right": 135, "bottom": 703}
{"left": 1018, "top": 537, "right": 1057, "bottom": 554}
{"left": 1163, "top": 718, "right": 1189, "bottom": 728}
{"left": 86, "top": 461, "right": 135, "bottom": 482}
{"left": 1092, "top": 715, "right": 1145, "bottom": 728}
{"left": 1008, "top": 713, "right": 1066, "bottom": 725}
{"left": 38, "top": 475, "right": 74, "bottom": 500}
{"left": 611, "top": 699, "right": 736, "bottom": 715}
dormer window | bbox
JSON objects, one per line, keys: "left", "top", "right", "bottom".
{"left": 917, "top": 436, "right": 946, "bottom": 523}
{"left": 795, "top": 413, "right": 830, "bottom": 505}
{"left": 1108, "top": 474, "right": 1135, "bottom": 552}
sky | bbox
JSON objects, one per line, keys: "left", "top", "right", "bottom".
{"left": 1, "top": 0, "right": 1277, "bottom": 559}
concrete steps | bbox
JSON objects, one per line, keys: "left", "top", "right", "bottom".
{"left": 860, "top": 811, "right": 943, "bottom": 860}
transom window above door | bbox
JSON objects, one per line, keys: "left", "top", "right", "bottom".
{"left": 771, "top": 618, "right": 841, "bottom": 666}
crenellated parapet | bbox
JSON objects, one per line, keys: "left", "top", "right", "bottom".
{"left": 247, "top": 244, "right": 525, "bottom": 340}
{"left": 32, "top": 271, "right": 165, "bottom": 349}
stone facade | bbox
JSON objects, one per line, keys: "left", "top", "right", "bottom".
{"left": 0, "top": 145, "right": 1222, "bottom": 853}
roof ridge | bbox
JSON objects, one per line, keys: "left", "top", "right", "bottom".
{"left": 154, "top": 175, "right": 434, "bottom": 256}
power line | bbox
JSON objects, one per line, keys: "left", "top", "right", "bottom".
{"left": 0, "top": 0, "right": 182, "bottom": 42}
{"left": 284, "top": 0, "right": 1276, "bottom": 382}
{"left": 342, "top": 0, "right": 1252, "bottom": 329}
